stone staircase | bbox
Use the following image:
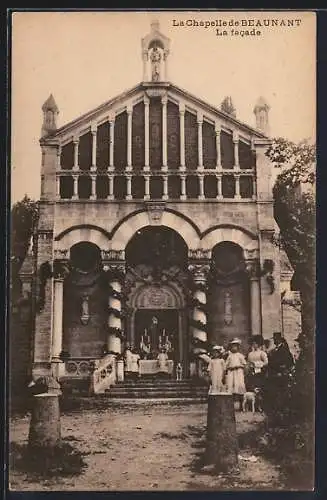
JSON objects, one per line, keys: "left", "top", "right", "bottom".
{"left": 104, "top": 377, "right": 209, "bottom": 400}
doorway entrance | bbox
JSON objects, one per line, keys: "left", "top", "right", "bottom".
{"left": 134, "top": 309, "right": 180, "bottom": 361}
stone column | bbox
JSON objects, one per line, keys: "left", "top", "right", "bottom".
{"left": 163, "top": 175, "right": 168, "bottom": 200}
{"left": 73, "top": 136, "right": 79, "bottom": 171}
{"left": 246, "top": 258, "right": 262, "bottom": 337}
{"left": 216, "top": 174, "right": 223, "bottom": 200}
{"left": 199, "top": 174, "right": 205, "bottom": 200}
{"left": 108, "top": 175, "right": 114, "bottom": 200}
{"left": 51, "top": 261, "right": 70, "bottom": 377}
{"left": 164, "top": 50, "right": 169, "bottom": 81}
{"left": 72, "top": 174, "right": 78, "bottom": 200}
{"left": 215, "top": 123, "right": 222, "bottom": 169}
{"left": 142, "top": 51, "right": 148, "bottom": 81}
{"left": 109, "top": 116, "right": 115, "bottom": 171}
{"left": 127, "top": 106, "right": 133, "bottom": 171}
{"left": 103, "top": 260, "right": 126, "bottom": 355}
{"left": 126, "top": 175, "right": 132, "bottom": 200}
{"left": 144, "top": 96, "right": 150, "bottom": 171}
{"left": 180, "top": 174, "right": 186, "bottom": 200}
{"left": 188, "top": 261, "right": 210, "bottom": 355}
{"left": 235, "top": 174, "right": 241, "bottom": 200}
{"left": 91, "top": 123, "right": 97, "bottom": 171}
{"left": 197, "top": 113, "right": 203, "bottom": 171}
{"left": 90, "top": 174, "right": 96, "bottom": 200}
{"left": 56, "top": 175, "right": 60, "bottom": 199}
{"left": 179, "top": 104, "right": 186, "bottom": 171}
{"left": 233, "top": 131, "right": 240, "bottom": 169}
{"left": 162, "top": 95, "right": 168, "bottom": 171}
{"left": 144, "top": 175, "right": 150, "bottom": 200}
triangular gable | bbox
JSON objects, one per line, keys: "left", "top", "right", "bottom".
{"left": 41, "top": 81, "right": 267, "bottom": 145}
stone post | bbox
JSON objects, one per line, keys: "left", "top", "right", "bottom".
{"left": 127, "top": 106, "right": 133, "bottom": 171}
{"left": 109, "top": 116, "right": 115, "bottom": 171}
{"left": 205, "top": 393, "right": 239, "bottom": 472}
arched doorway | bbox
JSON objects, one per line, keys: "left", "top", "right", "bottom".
{"left": 125, "top": 226, "right": 189, "bottom": 370}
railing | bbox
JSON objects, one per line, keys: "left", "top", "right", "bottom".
{"left": 91, "top": 354, "right": 117, "bottom": 394}
{"left": 56, "top": 169, "right": 256, "bottom": 202}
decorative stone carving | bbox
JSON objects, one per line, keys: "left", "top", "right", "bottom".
{"left": 54, "top": 249, "right": 69, "bottom": 260}
{"left": 103, "top": 263, "right": 126, "bottom": 276}
{"left": 188, "top": 249, "right": 211, "bottom": 260}
{"left": 245, "top": 258, "right": 260, "bottom": 279}
{"left": 150, "top": 45, "right": 162, "bottom": 82}
{"left": 80, "top": 294, "right": 90, "bottom": 325}
{"left": 101, "top": 249, "right": 125, "bottom": 262}
{"left": 53, "top": 260, "right": 70, "bottom": 280}
{"left": 145, "top": 88, "right": 167, "bottom": 98}
{"left": 188, "top": 263, "right": 211, "bottom": 284}
{"left": 145, "top": 201, "right": 166, "bottom": 225}
{"left": 136, "top": 285, "right": 178, "bottom": 309}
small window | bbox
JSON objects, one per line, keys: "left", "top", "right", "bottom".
{"left": 222, "top": 175, "right": 235, "bottom": 198}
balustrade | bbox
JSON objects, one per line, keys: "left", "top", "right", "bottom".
{"left": 57, "top": 170, "right": 256, "bottom": 201}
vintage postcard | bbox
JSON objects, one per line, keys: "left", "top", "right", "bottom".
{"left": 9, "top": 10, "right": 316, "bottom": 491}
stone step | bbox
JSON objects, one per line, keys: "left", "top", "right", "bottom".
{"left": 105, "top": 391, "right": 208, "bottom": 399}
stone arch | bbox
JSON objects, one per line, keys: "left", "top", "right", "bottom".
{"left": 201, "top": 225, "right": 258, "bottom": 256}
{"left": 54, "top": 226, "right": 110, "bottom": 254}
{"left": 111, "top": 211, "right": 200, "bottom": 251}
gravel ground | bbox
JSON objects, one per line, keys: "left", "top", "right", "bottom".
{"left": 9, "top": 400, "right": 285, "bottom": 491}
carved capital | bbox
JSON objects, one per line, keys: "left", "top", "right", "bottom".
{"left": 188, "top": 249, "right": 211, "bottom": 260}
{"left": 53, "top": 260, "right": 70, "bottom": 280}
{"left": 103, "top": 263, "right": 126, "bottom": 279}
{"left": 245, "top": 258, "right": 260, "bottom": 279}
{"left": 101, "top": 249, "right": 125, "bottom": 261}
{"left": 54, "top": 249, "right": 69, "bottom": 260}
{"left": 188, "top": 263, "right": 211, "bottom": 284}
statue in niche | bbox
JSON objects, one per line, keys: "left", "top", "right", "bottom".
{"left": 150, "top": 45, "right": 162, "bottom": 82}
{"left": 80, "top": 294, "right": 90, "bottom": 325}
{"left": 224, "top": 291, "right": 233, "bottom": 326}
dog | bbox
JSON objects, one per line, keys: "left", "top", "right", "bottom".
{"left": 242, "top": 388, "right": 262, "bottom": 413}
{"left": 176, "top": 363, "right": 183, "bottom": 381}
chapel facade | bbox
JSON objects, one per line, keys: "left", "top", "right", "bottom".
{"left": 22, "top": 21, "right": 300, "bottom": 391}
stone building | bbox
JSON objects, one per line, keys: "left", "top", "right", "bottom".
{"left": 18, "top": 21, "right": 301, "bottom": 393}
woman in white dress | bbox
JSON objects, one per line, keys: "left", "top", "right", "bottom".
{"left": 247, "top": 337, "right": 268, "bottom": 390}
{"left": 124, "top": 345, "right": 133, "bottom": 378}
{"left": 225, "top": 338, "right": 247, "bottom": 409}
{"left": 207, "top": 346, "right": 226, "bottom": 394}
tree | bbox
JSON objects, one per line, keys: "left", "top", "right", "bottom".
{"left": 11, "top": 195, "right": 39, "bottom": 300}
{"left": 266, "top": 137, "right": 315, "bottom": 420}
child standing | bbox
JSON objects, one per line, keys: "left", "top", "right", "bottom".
{"left": 208, "top": 346, "right": 226, "bottom": 394}
{"left": 225, "top": 338, "right": 247, "bottom": 410}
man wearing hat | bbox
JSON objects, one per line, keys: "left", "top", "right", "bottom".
{"left": 225, "top": 338, "right": 247, "bottom": 410}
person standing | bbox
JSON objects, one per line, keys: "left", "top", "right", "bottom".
{"left": 157, "top": 348, "right": 169, "bottom": 377}
{"left": 265, "top": 332, "right": 294, "bottom": 423}
{"left": 130, "top": 348, "right": 141, "bottom": 380}
{"left": 247, "top": 336, "right": 268, "bottom": 391}
{"left": 225, "top": 338, "right": 247, "bottom": 410}
{"left": 207, "top": 346, "right": 226, "bottom": 394}
{"left": 124, "top": 344, "right": 133, "bottom": 379}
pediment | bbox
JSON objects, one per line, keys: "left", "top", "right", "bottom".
{"left": 42, "top": 82, "right": 267, "bottom": 146}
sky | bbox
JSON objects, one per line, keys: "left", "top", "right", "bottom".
{"left": 11, "top": 10, "right": 316, "bottom": 203}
